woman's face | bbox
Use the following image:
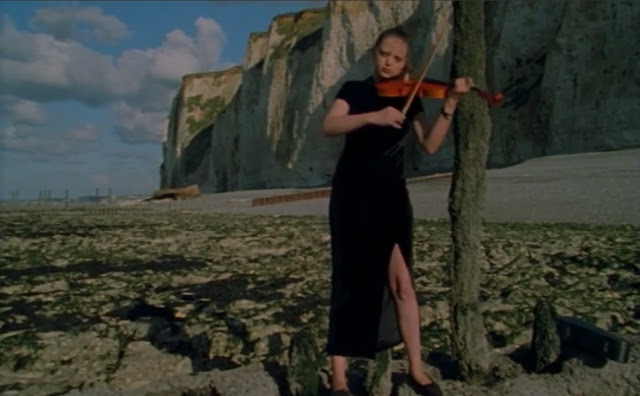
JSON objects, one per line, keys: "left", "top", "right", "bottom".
{"left": 373, "top": 36, "right": 408, "bottom": 80}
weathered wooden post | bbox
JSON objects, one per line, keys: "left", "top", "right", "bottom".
{"left": 447, "top": 0, "right": 492, "bottom": 381}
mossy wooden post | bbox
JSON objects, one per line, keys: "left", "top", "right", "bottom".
{"left": 447, "top": 1, "right": 491, "bottom": 381}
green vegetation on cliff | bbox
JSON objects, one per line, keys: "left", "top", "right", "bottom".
{"left": 271, "top": 8, "right": 326, "bottom": 59}
{"left": 185, "top": 96, "right": 227, "bottom": 137}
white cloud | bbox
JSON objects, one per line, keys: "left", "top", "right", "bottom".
{"left": 112, "top": 101, "right": 167, "bottom": 144}
{"left": 194, "top": 17, "right": 226, "bottom": 68}
{"left": 0, "top": 122, "right": 99, "bottom": 156}
{"left": 0, "top": 96, "right": 47, "bottom": 126}
{"left": 0, "top": 15, "right": 123, "bottom": 105}
{"left": 1, "top": 135, "right": 67, "bottom": 155}
{"left": 29, "top": 6, "right": 130, "bottom": 45}
{"left": 135, "top": 17, "right": 227, "bottom": 87}
{"left": 147, "top": 30, "right": 201, "bottom": 83}
{"left": 63, "top": 123, "right": 99, "bottom": 141}
{"left": 0, "top": 125, "right": 19, "bottom": 139}
{"left": 0, "top": 9, "right": 229, "bottom": 144}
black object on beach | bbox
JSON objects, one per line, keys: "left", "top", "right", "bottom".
{"left": 556, "top": 316, "right": 631, "bottom": 363}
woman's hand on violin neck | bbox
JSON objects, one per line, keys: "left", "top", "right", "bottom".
{"left": 372, "top": 106, "right": 405, "bottom": 129}
{"left": 446, "top": 76, "right": 475, "bottom": 101}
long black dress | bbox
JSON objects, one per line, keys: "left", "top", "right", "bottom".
{"left": 326, "top": 76, "right": 425, "bottom": 359}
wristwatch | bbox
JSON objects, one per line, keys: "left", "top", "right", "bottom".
{"left": 440, "top": 107, "right": 453, "bottom": 120}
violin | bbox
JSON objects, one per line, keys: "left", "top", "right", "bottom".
{"left": 375, "top": 78, "right": 503, "bottom": 107}
{"left": 384, "top": 19, "right": 502, "bottom": 115}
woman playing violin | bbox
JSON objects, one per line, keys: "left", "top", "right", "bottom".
{"left": 321, "top": 26, "right": 474, "bottom": 396}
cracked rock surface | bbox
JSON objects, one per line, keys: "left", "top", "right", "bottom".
{"left": 0, "top": 209, "right": 638, "bottom": 395}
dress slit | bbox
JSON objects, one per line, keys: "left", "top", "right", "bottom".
{"left": 375, "top": 239, "right": 412, "bottom": 353}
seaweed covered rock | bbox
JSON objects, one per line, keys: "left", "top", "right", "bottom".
{"left": 531, "top": 300, "right": 561, "bottom": 372}
{"left": 287, "top": 327, "right": 321, "bottom": 396}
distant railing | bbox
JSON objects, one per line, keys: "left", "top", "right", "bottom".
{"left": 5, "top": 188, "right": 116, "bottom": 206}
{"left": 0, "top": 186, "right": 249, "bottom": 214}
{"left": 1, "top": 171, "right": 454, "bottom": 214}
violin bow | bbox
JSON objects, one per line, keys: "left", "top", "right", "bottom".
{"left": 401, "top": 14, "right": 452, "bottom": 116}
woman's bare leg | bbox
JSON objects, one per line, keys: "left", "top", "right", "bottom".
{"left": 388, "top": 244, "right": 433, "bottom": 384}
{"left": 331, "top": 355, "right": 349, "bottom": 391}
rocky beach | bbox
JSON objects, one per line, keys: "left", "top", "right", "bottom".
{"left": 1, "top": 150, "right": 639, "bottom": 396}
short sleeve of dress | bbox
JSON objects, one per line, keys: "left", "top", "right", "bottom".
{"left": 334, "top": 81, "right": 357, "bottom": 105}
{"left": 407, "top": 96, "right": 425, "bottom": 120}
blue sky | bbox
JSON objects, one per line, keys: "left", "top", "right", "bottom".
{"left": 0, "top": 0, "right": 327, "bottom": 200}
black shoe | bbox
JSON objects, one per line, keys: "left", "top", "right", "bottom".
{"left": 409, "top": 378, "right": 443, "bottom": 396}
{"left": 330, "top": 390, "right": 352, "bottom": 396}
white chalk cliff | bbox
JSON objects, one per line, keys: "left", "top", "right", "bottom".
{"left": 160, "top": 1, "right": 640, "bottom": 192}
